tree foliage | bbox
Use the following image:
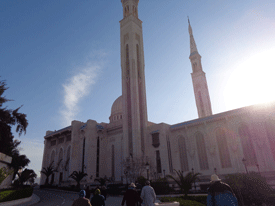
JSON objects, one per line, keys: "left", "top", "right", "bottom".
{"left": 225, "top": 172, "right": 274, "bottom": 205}
{"left": 17, "top": 168, "right": 37, "bottom": 186}
{"left": 0, "top": 167, "right": 13, "bottom": 185}
{"left": 69, "top": 171, "right": 87, "bottom": 189}
{"left": 167, "top": 170, "right": 201, "bottom": 197}
{"left": 0, "top": 80, "right": 30, "bottom": 180}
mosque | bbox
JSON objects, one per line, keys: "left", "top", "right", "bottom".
{"left": 40, "top": 0, "right": 275, "bottom": 189}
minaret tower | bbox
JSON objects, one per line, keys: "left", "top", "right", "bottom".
{"left": 120, "top": 0, "right": 148, "bottom": 159}
{"left": 188, "top": 19, "right": 212, "bottom": 118}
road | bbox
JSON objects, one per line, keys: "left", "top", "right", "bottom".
{"left": 27, "top": 189, "right": 123, "bottom": 206}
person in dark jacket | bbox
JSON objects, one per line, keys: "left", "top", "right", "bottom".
{"left": 122, "top": 183, "right": 142, "bottom": 206}
{"left": 85, "top": 185, "right": 91, "bottom": 199}
{"left": 101, "top": 186, "right": 107, "bottom": 200}
{"left": 91, "top": 189, "right": 105, "bottom": 206}
{"left": 72, "top": 190, "right": 91, "bottom": 206}
{"left": 207, "top": 174, "right": 238, "bottom": 206}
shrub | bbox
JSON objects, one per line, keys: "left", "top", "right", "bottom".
{"left": 0, "top": 187, "right": 33, "bottom": 203}
{"left": 151, "top": 177, "right": 172, "bottom": 195}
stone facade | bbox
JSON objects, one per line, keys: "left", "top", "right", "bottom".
{"left": 40, "top": 0, "right": 275, "bottom": 188}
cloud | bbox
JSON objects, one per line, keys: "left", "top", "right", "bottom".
{"left": 60, "top": 65, "right": 101, "bottom": 127}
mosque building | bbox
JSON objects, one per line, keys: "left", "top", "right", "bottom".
{"left": 40, "top": 0, "right": 275, "bottom": 188}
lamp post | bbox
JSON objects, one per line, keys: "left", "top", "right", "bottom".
{"left": 145, "top": 162, "right": 149, "bottom": 180}
{"left": 124, "top": 170, "right": 128, "bottom": 185}
{"left": 214, "top": 168, "right": 217, "bottom": 174}
{"left": 242, "top": 158, "right": 248, "bottom": 174}
{"left": 191, "top": 168, "right": 196, "bottom": 192}
{"left": 163, "top": 169, "right": 166, "bottom": 178}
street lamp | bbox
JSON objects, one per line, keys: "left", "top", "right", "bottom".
{"left": 145, "top": 162, "right": 149, "bottom": 180}
{"left": 163, "top": 169, "right": 166, "bottom": 177}
{"left": 214, "top": 168, "right": 217, "bottom": 174}
{"left": 242, "top": 158, "right": 248, "bottom": 174}
{"left": 191, "top": 168, "right": 196, "bottom": 192}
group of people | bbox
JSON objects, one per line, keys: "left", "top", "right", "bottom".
{"left": 72, "top": 186, "right": 107, "bottom": 206}
{"left": 73, "top": 175, "right": 238, "bottom": 206}
{"left": 72, "top": 181, "right": 156, "bottom": 206}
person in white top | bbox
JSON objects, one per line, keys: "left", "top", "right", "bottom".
{"left": 140, "top": 181, "right": 156, "bottom": 206}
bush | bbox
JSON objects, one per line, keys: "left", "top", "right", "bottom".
{"left": 160, "top": 196, "right": 206, "bottom": 206}
{"left": 224, "top": 172, "right": 275, "bottom": 206}
{"left": 0, "top": 187, "right": 33, "bottom": 203}
{"left": 151, "top": 178, "right": 172, "bottom": 195}
{"left": 107, "top": 183, "right": 125, "bottom": 195}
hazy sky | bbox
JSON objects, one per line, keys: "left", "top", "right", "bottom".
{"left": 1, "top": 0, "right": 275, "bottom": 180}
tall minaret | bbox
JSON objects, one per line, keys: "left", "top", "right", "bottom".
{"left": 120, "top": 0, "right": 148, "bottom": 159}
{"left": 188, "top": 19, "right": 212, "bottom": 118}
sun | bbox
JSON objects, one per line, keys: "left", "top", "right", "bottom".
{"left": 224, "top": 48, "right": 275, "bottom": 109}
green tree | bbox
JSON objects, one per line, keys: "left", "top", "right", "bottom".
{"left": 69, "top": 171, "right": 88, "bottom": 189}
{"left": 94, "top": 176, "right": 110, "bottom": 186}
{"left": 0, "top": 79, "right": 30, "bottom": 179}
{"left": 18, "top": 168, "right": 37, "bottom": 186}
{"left": 167, "top": 170, "right": 201, "bottom": 197}
{"left": 0, "top": 80, "right": 28, "bottom": 156}
{"left": 41, "top": 161, "right": 56, "bottom": 185}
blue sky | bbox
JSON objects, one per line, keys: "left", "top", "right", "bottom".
{"left": 1, "top": 0, "right": 275, "bottom": 180}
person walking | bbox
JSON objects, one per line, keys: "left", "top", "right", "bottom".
{"left": 101, "top": 186, "right": 107, "bottom": 200}
{"left": 207, "top": 174, "right": 238, "bottom": 206}
{"left": 122, "top": 182, "right": 142, "bottom": 206}
{"left": 140, "top": 181, "right": 156, "bottom": 206}
{"left": 72, "top": 190, "right": 92, "bottom": 206}
{"left": 85, "top": 185, "right": 91, "bottom": 199}
{"left": 90, "top": 188, "right": 105, "bottom": 206}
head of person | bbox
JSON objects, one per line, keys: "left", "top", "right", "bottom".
{"left": 94, "top": 189, "right": 101, "bottom": 195}
{"left": 79, "top": 190, "right": 86, "bottom": 198}
{"left": 210, "top": 174, "right": 221, "bottom": 182}
{"left": 101, "top": 186, "right": 106, "bottom": 190}
{"left": 145, "top": 180, "right": 150, "bottom": 186}
{"left": 128, "top": 182, "right": 136, "bottom": 189}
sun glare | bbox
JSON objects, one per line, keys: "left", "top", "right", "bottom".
{"left": 224, "top": 48, "right": 275, "bottom": 109}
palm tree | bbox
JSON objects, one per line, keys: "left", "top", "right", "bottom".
{"left": 94, "top": 176, "right": 110, "bottom": 186}
{"left": 41, "top": 161, "right": 56, "bottom": 185}
{"left": 69, "top": 171, "right": 88, "bottom": 189}
{"left": 18, "top": 168, "right": 37, "bottom": 186}
{"left": 167, "top": 170, "right": 201, "bottom": 197}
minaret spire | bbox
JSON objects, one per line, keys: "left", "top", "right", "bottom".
{"left": 188, "top": 17, "right": 198, "bottom": 55}
{"left": 188, "top": 18, "right": 213, "bottom": 118}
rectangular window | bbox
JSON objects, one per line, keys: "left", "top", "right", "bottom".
{"left": 51, "top": 140, "right": 56, "bottom": 146}
{"left": 152, "top": 133, "right": 160, "bottom": 148}
{"left": 66, "top": 135, "right": 71, "bottom": 142}
{"left": 156, "top": 150, "right": 162, "bottom": 173}
{"left": 58, "top": 137, "right": 64, "bottom": 144}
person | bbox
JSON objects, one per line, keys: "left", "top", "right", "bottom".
{"left": 85, "top": 185, "right": 91, "bottom": 199}
{"left": 140, "top": 181, "right": 156, "bottom": 206}
{"left": 90, "top": 188, "right": 105, "bottom": 206}
{"left": 122, "top": 182, "right": 142, "bottom": 206}
{"left": 72, "top": 190, "right": 92, "bottom": 206}
{"left": 207, "top": 174, "right": 238, "bottom": 206}
{"left": 101, "top": 185, "right": 107, "bottom": 200}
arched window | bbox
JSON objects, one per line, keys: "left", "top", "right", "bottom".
{"left": 58, "top": 148, "right": 63, "bottom": 170}
{"left": 178, "top": 136, "right": 189, "bottom": 171}
{"left": 50, "top": 150, "right": 56, "bottom": 166}
{"left": 216, "top": 128, "right": 232, "bottom": 168}
{"left": 195, "top": 132, "right": 209, "bottom": 170}
{"left": 238, "top": 124, "right": 257, "bottom": 165}
{"left": 65, "top": 146, "right": 71, "bottom": 172}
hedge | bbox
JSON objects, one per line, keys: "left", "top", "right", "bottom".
{"left": 160, "top": 196, "right": 206, "bottom": 206}
{"left": 0, "top": 187, "right": 33, "bottom": 203}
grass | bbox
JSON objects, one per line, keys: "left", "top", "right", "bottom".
{"left": 160, "top": 196, "right": 207, "bottom": 206}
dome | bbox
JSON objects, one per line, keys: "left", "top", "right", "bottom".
{"left": 111, "top": 95, "right": 123, "bottom": 115}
